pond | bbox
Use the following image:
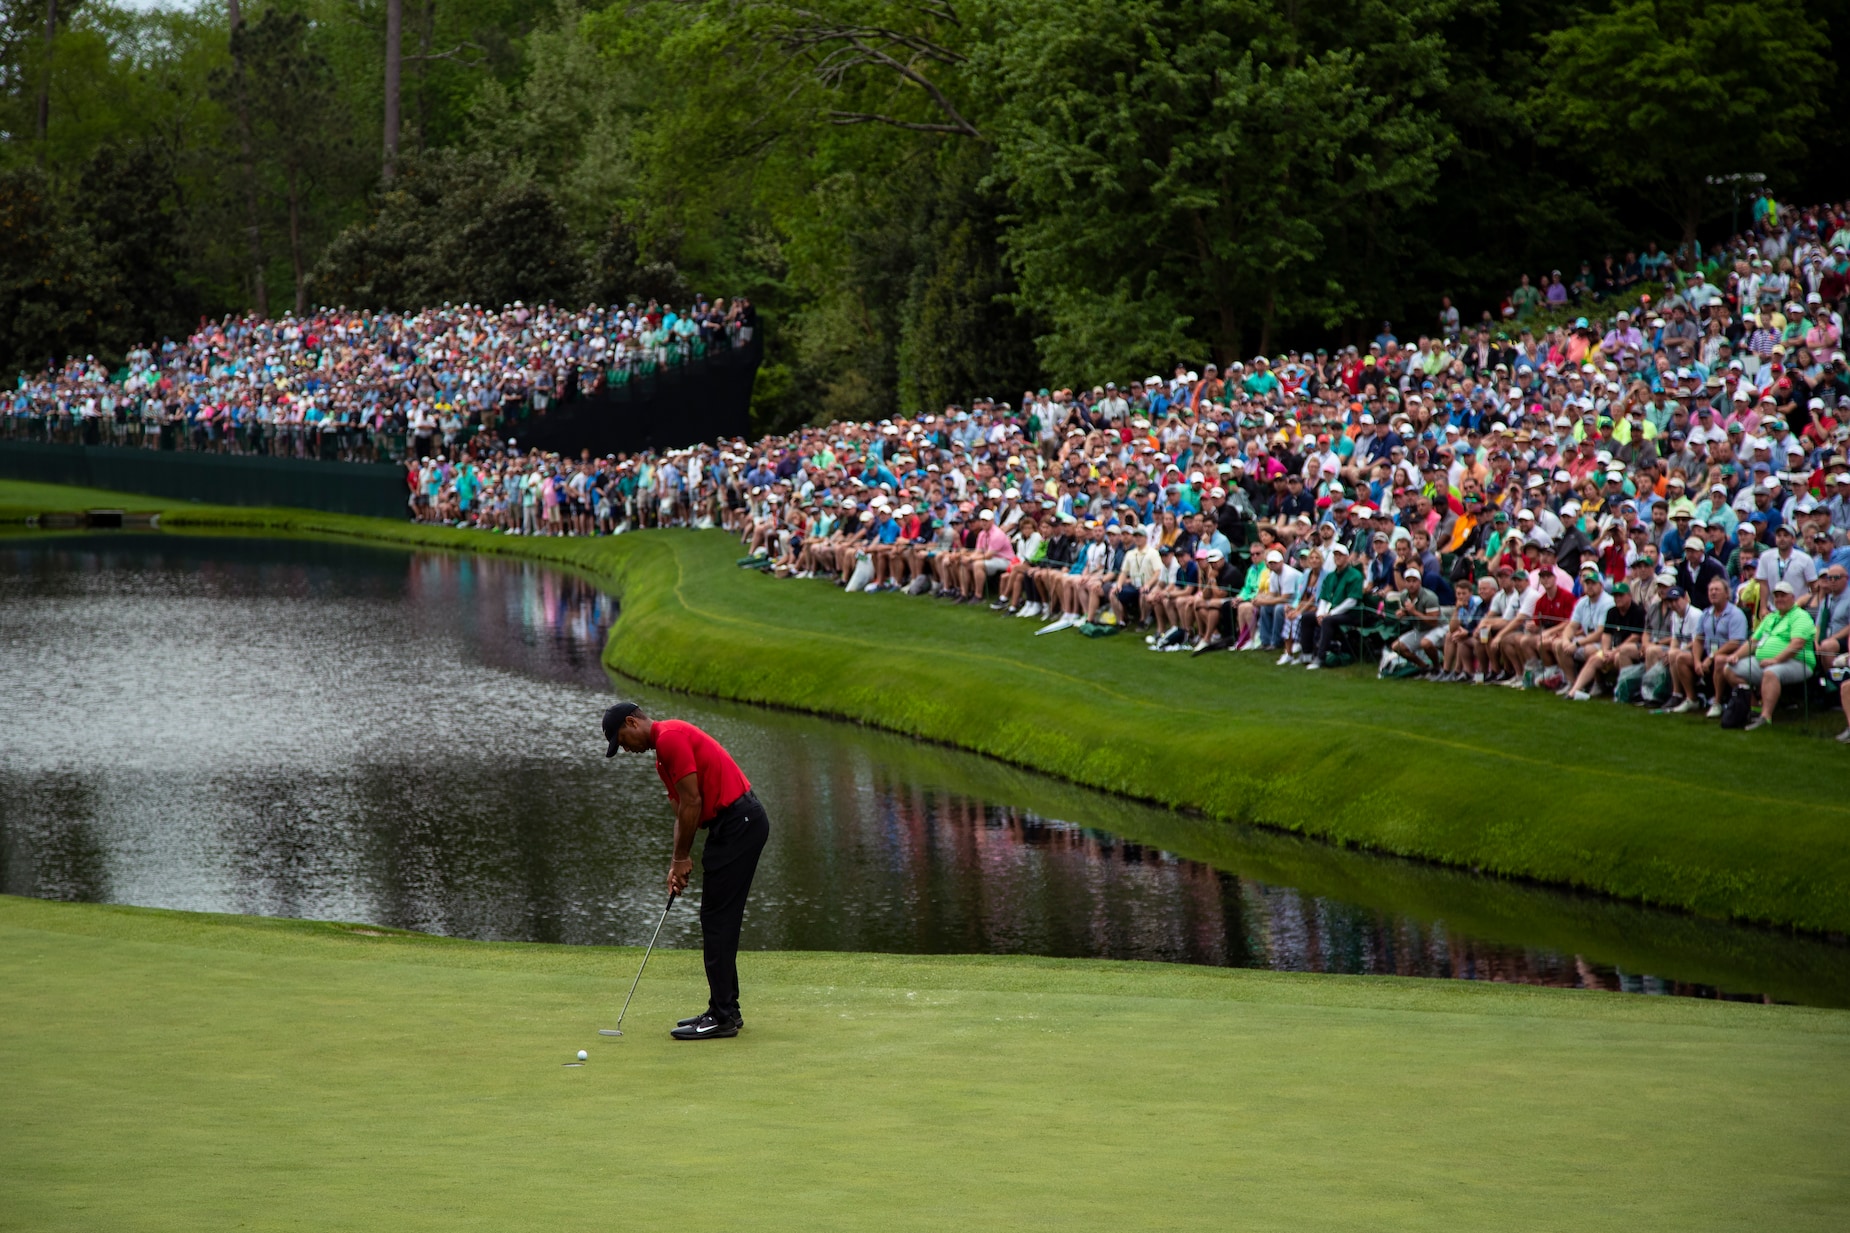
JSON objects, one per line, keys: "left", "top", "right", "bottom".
{"left": 2, "top": 533, "right": 1843, "bottom": 1007}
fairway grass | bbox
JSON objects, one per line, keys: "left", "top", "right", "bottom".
{"left": 2, "top": 895, "right": 1846, "bottom": 1232}
{"left": 4, "top": 478, "right": 1849, "bottom": 936}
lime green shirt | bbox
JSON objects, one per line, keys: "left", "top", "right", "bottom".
{"left": 1752, "top": 606, "right": 1816, "bottom": 671}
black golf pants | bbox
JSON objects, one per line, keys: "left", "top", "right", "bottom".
{"left": 1301, "top": 609, "right": 1357, "bottom": 663}
{"left": 699, "top": 793, "right": 770, "bottom": 1020}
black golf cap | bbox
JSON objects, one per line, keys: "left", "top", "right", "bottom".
{"left": 603, "top": 702, "right": 642, "bottom": 756}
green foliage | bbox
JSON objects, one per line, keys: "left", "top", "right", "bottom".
{"left": 896, "top": 146, "right": 1040, "bottom": 413}
{"left": 1532, "top": 0, "right": 1832, "bottom": 246}
{"left": 70, "top": 142, "right": 199, "bottom": 350}
{"left": 214, "top": 9, "right": 364, "bottom": 315}
{"left": 0, "top": 0, "right": 1843, "bottom": 401}
{"left": 313, "top": 149, "right": 579, "bottom": 309}
{"left": 0, "top": 164, "right": 110, "bottom": 373}
{"left": 983, "top": 0, "right": 1459, "bottom": 377}
{"left": 0, "top": 148, "right": 193, "bottom": 373}
{"left": 581, "top": 214, "right": 690, "bottom": 307}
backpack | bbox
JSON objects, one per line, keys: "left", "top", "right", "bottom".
{"left": 1718, "top": 684, "right": 1754, "bottom": 729}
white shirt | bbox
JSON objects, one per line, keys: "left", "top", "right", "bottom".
{"left": 1756, "top": 547, "right": 1816, "bottom": 591}
{"left": 1120, "top": 546, "right": 1162, "bottom": 588}
{"left": 1664, "top": 603, "right": 1702, "bottom": 646}
{"left": 1570, "top": 591, "right": 1614, "bottom": 636}
{"left": 1267, "top": 564, "right": 1307, "bottom": 602}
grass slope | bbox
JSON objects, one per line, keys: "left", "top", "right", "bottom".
{"left": 4, "top": 478, "right": 1848, "bottom": 934}
{"left": 3, "top": 895, "right": 1847, "bottom": 1232}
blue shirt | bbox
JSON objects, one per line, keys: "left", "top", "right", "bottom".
{"left": 1696, "top": 604, "right": 1749, "bottom": 650}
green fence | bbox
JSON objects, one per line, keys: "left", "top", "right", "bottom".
{"left": 0, "top": 441, "right": 408, "bottom": 520}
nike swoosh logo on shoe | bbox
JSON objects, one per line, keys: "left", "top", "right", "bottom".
{"left": 695, "top": 1024, "right": 719, "bottom": 1033}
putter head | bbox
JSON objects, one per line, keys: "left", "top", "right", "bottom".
{"left": 597, "top": 1028, "right": 623, "bottom": 1037}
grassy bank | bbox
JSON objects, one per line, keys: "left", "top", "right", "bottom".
{"left": 3, "top": 894, "right": 1846, "bottom": 1232}
{"left": 4, "top": 478, "right": 1848, "bottom": 935}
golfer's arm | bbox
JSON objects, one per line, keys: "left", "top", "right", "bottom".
{"left": 672, "top": 774, "right": 703, "bottom": 862}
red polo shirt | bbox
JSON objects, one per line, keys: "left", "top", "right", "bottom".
{"left": 1532, "top": 586, "right": 1576, "bottom": 629}
{"left": 653, "top": 719, "right": 751, "bottom": 824}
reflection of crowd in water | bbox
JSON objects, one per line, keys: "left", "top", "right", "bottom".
{"left": 866, "top": 780, "right": 1762, "bottom": 999}
{"left": 404, "top": 553, "right": 617, "bottom": 679}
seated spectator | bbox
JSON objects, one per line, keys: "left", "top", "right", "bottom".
{"left": 1720, "top": 581, "right": 1817, "bottom": 730}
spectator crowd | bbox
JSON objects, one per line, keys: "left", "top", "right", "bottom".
{"left": 4, "top": 297, "right": 756, "bottom": 462}
{"left": 10, "top": 195, "right": 1850, "bottom": 741}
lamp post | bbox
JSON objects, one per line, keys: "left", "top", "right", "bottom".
{"left": 1706, "top": 172, "right": 1767, "bottom": 238}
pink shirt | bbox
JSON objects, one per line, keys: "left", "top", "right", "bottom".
{"left": 977, "top": 525, "right": 1015, "bottom": 560}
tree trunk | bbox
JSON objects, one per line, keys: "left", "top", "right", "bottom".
{"left": 287, "top": 163, "right": 307, "bottom": 318}
{"left": 415, "top": 0, "right": 435, "bottom": 150}
{"left": 1216, "top": 299, "right": 1241, "bottom": 370}
{"left": 1188, "top": 206, "right": 1241, "bottom": 368}
{"left": 226, "top": 0, "right": 269, "bottom": 318}
{"left": 383, "top": 0, "right": 402, "bottom": 182}
{"left": 37, "top": 0, "right": 56, "bottom": 152}
{"left": 1258, "top": 284, "right": 1276, "bottom": 357}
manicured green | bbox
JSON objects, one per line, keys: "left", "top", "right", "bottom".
{"left": 5, "top": 478, "right": 1849, "bottom": 934}
{"left": 3, "top": 894, "right": 1846, "bottom": 1232}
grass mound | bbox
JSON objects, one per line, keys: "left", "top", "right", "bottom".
{"left": 4, "top": 477, "right": 1848, "bottom": 934}
{"left": 3, "top": 895, "right": 1846, "bottom": 1232}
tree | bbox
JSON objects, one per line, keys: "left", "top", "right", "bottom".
{"left": 72, "top": 142, "right": 197, "bottom": 352}
{"left": 896, "top": 144, "right": 1037, "bottom": 413}
{"left": 0, "top": 164, "right": 107, "bottom": 374}
{"left": 583, "top": 214, "right": 689, "bottom": 306}
{"left": 383, "top": 0, "right": 401, "bottom": 179}
{"left": 313, "top": 149, "right": 579, "bottom": 309}
{"left": 214, "top": 0, "right": 269, "bottom": 316}
{"left": 982, "top": 0, "right": 1458, "bottom": 379}
{"left": 239, "top": 10, "right": 354, "bottom": 315}
{"left": 1532, "top": 0, "right": 1831, "bottom": 255}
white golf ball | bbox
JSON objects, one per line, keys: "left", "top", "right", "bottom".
{"left": 577, "top": 1050, "right": 588, "bottom": 1061}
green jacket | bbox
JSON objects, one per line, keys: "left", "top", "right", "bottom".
{"left": 1319, "top": 565, "right": 1365, "bottom": 609}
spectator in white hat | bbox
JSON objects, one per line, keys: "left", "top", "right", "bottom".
{"left": 1720, "top": 581, "right": 1817, "bottom": 730}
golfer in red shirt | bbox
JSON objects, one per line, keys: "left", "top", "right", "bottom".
{"left": 604, "top": 702, "right": 770, "bottom": 1039}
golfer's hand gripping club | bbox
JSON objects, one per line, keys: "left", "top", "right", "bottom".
{"left": 667, "top": 772, "right": 701, "bottom": 896}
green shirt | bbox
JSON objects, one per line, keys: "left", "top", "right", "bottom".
{"left": 1320, "top": 565, "right": 1366, "bottom": 608}
{"left": 1752, "top": 605, "right": 1816, "bottom": 671}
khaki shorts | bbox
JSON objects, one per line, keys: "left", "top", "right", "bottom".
{"left": 1738, "top": 658, "right": 1807, "bottom": 688}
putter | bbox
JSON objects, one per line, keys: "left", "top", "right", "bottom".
{"left": 599, "top": 891, "right": 677, "bottom": 1037}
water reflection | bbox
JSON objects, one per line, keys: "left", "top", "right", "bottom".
{"left": 1, "top": 534, "right": 1842, "bottom": 1006}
